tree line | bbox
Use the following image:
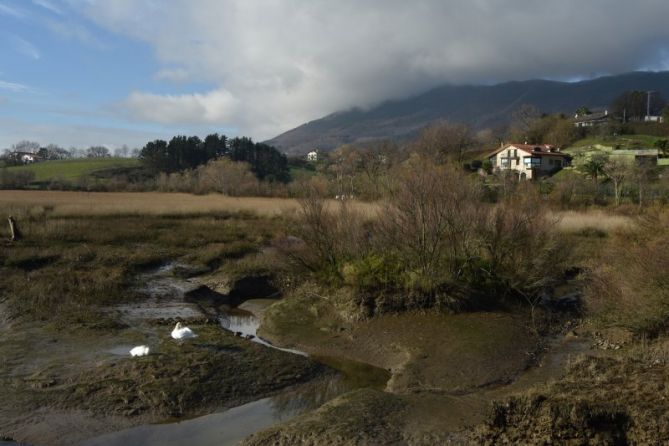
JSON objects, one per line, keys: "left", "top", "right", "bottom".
{"left": 140, "top": 133, "right": 290, "bottom": 182}
{"left": 1, "top": 140, "right": 139, "bottom": 164}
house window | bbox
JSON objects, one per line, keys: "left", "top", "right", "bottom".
{"left": 500, "top": 157, "right": 509, "bottom": 167}
{"left": 523, "top": 157, "right": 541, "bottom": 168}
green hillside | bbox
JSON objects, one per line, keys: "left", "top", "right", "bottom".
{"left": 5, "top": 157, "right": 140, "bottom": 182}
{"left": 564, "top": 134, "right": 665, "bottom": 167}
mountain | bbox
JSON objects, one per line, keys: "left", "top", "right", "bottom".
{"left": 266, "top": 71, "right": 669, "bottom": 155}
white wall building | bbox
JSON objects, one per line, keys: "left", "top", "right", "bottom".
{"left": 488, "top": 143, "right": 570, "bottom": 180}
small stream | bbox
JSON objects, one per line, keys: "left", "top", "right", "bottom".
{"left": 81, "top": 263, "right": 591, "bottom": 446}
{"left": 82, "top": 265, "right": 389, "bottom": 446}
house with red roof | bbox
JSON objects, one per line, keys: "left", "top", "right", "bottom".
{"left": 487, "top": 143, "right": 571, "bottom": 180}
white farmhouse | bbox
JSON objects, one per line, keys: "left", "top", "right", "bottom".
{"left": 10, "top": 151, "right": 42, "bottom": 164}
{"left": 488, "top": 143, "right": 570, "bottom": 180}
{"left": 307, "top": 150, "right": 318, "bottom": 162}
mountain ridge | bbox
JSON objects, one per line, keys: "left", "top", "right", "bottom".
{"left": 266, "top": 71, "right": 669, "bottom": 155}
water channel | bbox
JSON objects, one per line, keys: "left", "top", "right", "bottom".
{"left": 81, "top": 266, "right": 389, "bottom": 446}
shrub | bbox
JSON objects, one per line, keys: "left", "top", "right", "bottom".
{"left": 286, "top": 157, "right": 571, "bottom": 313}
{"left": 377, "top": 158, "right": 485, "bottom": 293}
{"left": 0, "top": 169, "right": 35, "bottom": 189}
{"left": 479, "top": 185, "right": 570, "bottom": 303}
{"left": 284, "top": 191, "right": 370, "bottom": 279}
{"left": 585, "top": 212, "right": 669, "bottom": 336}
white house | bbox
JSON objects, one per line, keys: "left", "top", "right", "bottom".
{"left": 645, "top": 115, "right": 664, "bottom": 123}
{"left": 573, "top": 110, "right": 612, "bottom": 128}
{"left": 307, "top": 150, "right": 318, "bottom": 162}
{"left": 488, "top": 143, "right": 570, "bottom": 180}
{"left": 9, "top": 151, "right": 42, "bottom": 164}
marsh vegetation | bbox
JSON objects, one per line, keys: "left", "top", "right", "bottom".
{"left": 1, "top": 166, "right": 669, "bottom": 444}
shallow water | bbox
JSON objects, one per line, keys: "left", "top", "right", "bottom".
{"left": 80, "top": 378, "right": 344, "bottom": 446}
{"left": 219, "top": 304, "right": 306, "bottom": 356}
{"left": 85, "top": 271, "right": 390, "bottom": 446}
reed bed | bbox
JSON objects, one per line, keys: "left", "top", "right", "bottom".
{"left": 552, "top": 210, "right": 635, "bottom": 233}
{"left": 0, "top": 190, "right": 381, "bottom": 218}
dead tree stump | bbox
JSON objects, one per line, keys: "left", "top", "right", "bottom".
{"left": 8, "top": 216, "right": 21, "bottom": 241}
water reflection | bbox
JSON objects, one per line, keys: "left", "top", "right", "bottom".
{"left": 83, "top": 298, "right": 390, "bottom": 446}
{"left": 218, "top": 307, "right": 306, "bottom": 356}
{"left": 80, "top": 367, "right": 371, "bottom": 446}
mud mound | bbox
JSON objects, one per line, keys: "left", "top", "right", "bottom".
{"left": 473, "top": 356, "right": 669, "bottom": 445}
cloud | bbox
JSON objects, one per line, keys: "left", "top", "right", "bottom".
{"left": 154, "top": 67, "right": 191, "bottom": 83}
{"left": 124, "top": 89, "right": 239, "bottom": 125}
{"left": 0, "top": 2, "right": 25, "bottom": 18}
{"left": 32, "top": 0, "right": 63, "bottom": 15}
{"left": 0, "top": 79, "right": 32, "bottom": 93}
{"left": 70, "top": 0, "right": 669, "bottom": 139}
{"left": 11, "top": 35, "right": 41, "bottom": 60}
{"left": 45, "top": 19, "right": 106, "bottom": 49}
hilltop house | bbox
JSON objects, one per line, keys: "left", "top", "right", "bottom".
{"left": 8, "top": 151, "right": 42, "bottom": 164}
{"left": 573, "top": 110, "right": 613, "bottom": 128}
{"left": 488, "top": 143, "right": 570, "bottom": 180}
{"left": 306, "top": 150, "right": 319, "bottom": 162}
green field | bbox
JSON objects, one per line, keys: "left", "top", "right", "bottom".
{"left": 5, "top": 157, "right": 140, "bottom": 182}
{"left": 564, "top": 134, "right": 664, "bottom": 167}
{"left": 569, "top": 134, "right": 664, "bottom": 150}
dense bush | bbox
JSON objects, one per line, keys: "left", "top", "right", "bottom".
{"left": 284, "top": 157, "right": 571, "bottom": 313}
{"left": 0, "top": 169, "right": 35, "bottom": 189}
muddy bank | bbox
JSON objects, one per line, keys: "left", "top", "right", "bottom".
{"left": 473, "top": 352, "right": 669, "bottom": 445}
{"left": 242, "top": 389, "right": 408, "bottom": 446}
{"left": 76, "top": 294, "right": 393, "bottom": 446}
{"left": 250, "top": 285, "right": 598, "bottom": 444}
{"left": 258, "top": 287, "right": 539, "bottom": 394}
{"left": 0, "top": 321, "right": 324, "bottom": 446}
{"left": 0, "top": 262, "right": 329, "bottom": 446}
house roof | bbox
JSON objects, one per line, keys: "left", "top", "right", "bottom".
{"left": 573, "top": 111, "right": 610, "bottom": 123}
{"left": 12, "top": 151, "right": 41, "bottom": 157}
{"left": 487, "top": 143, "right": 569, "bottom": 159}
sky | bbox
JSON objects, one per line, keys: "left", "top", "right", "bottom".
{"left": 1, "top": 0, "right": 669, "bottom": 150}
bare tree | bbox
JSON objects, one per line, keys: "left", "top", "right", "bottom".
{"left": 11, "top": 140, "right": 40, "bottom": 153}
{"left": 43, "top": 144, "right": 70, "bottom": 160}
{"left": 603, "top": 159, "right": 629, "bottom": 206}
{"left": 358, "top": 140, "right": 399, "bottom": 199}
{"left": 379, "top": 157, "right": 484, "bottom": 286}
{"left": 411, "top": 121, "right": 476, "bottom": 164}
{"left": 328, "top": 144, "right": 361, "bottom": 197}
{"left": 113, "top": 145, "right": 130, "bottom": 158}
{"left": 511, "top": 104, "right": 542, "bottom": 135}
{"left": 86, "top": 146, "right": 110, "bottom": 158}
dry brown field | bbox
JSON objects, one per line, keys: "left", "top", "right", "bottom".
{"left": 0, "top": 190, "right": 635, "bottom": 233}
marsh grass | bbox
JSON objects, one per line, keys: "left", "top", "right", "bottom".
{"left": 553, "top": 210, "right": 635, "bottom": 234}
{"left": 585, "top": 211, "right": 669, "bottom": 336}
{"left": 0, "top": 201, "right": 283, "bottom": 326}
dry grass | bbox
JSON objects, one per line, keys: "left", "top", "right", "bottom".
{"left": 552, "top": 210, "right": 635, "bottom": 233}
{"left": 0, "top": 191, "right": 380, "bottom": 217}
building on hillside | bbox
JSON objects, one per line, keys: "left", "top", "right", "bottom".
{"left": 644, "top": 115, "right": 664, "bottom": 123}
{"left": 488, "top": 143, "right": 571, "bottom": 180}
{"left": 8, "top": 151, "right": 42, "bottom": 164}
{"left": 573, "top": 110, "right": 613, "bottom": 128}
{"left": 609, "top": 149, "right": 659, "bottom": 167}
{"left": 306, "top": 150, "right": 319, "bottom": 162}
